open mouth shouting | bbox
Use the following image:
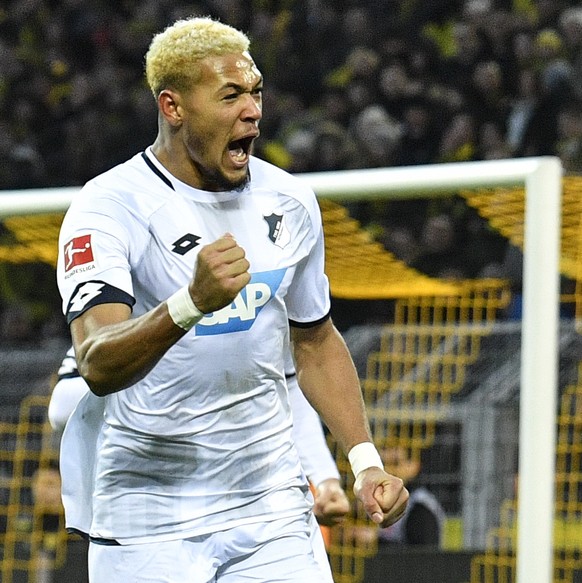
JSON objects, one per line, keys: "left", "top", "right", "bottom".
{"left": 228, "top": 134, "right": 258, "bottom": 168}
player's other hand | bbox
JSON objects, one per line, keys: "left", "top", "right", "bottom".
{"left": 313, "top": 478, "right": 351, "bottom": 527}
{"left": 353, "top": 467, "right": 409, "bottom": 527}
{"left": 189, "top": 233, "right": 250, "bottom": 313}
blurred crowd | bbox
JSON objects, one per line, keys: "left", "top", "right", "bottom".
{"left": 1, "top": 0, "right": 581, "bottom": 342}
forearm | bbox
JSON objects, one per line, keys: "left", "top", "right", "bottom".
{"left": 72, "top": 302, "right": 186, "bottom": 396}
{"left": 291, "top": 320, "right": 372, "bottom": 454}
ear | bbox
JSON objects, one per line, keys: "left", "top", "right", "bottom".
{"left": 158, "top": 89, "right": 183, "bottom": 128}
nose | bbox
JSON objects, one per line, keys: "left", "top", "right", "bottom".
{"left": 241, "top": 93, "right": 262, "bottom": 123}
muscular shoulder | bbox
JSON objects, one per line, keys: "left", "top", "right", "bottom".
{"left": 75, "top": 152, "right": 174, "bottom": 221}
{"left": 249, "top": 156, "right": 321, "bottom": 228}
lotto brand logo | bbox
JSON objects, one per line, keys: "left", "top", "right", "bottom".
{"left": 196, "top": 268, "right": 286, "bottom": 335}
{"left": 68, "top": 281, "right": 105, "bottom": 313}
{"left": 64, "top": 235, "right": 94, "bottom": 272}
{"left": 171, "top": 233, "right": 200, "bottom": 256}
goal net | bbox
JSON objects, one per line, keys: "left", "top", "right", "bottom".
{"left": 0, "top": 157, "right": 576, "bottom": 583}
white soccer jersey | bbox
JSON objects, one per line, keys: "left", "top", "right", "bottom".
{"left": 56, "top": 148, "right": 331, "bottom": 543}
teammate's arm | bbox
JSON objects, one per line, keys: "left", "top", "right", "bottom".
{"left": 291, "top": 318, "right": 408, "bottom": 527}
{"left": 70, "top": 234, "right": 250, "bottom": 396}
{"left": 288, "top": 372, "right": 350, "bottom": 525}
{"left": 48, "top": 360, "right": 90, "bottom": 432}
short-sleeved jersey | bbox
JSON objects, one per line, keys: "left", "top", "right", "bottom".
{"left": 56, "top": 149, "right": 331, "bottom": 544}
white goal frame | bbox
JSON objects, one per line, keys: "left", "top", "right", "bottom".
{"left": 0, "top": 156, "right": 563, "bottom": 583}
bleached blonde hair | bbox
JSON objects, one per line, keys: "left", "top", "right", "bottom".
{"left": 145, "top": 17, "right": 250, "bottom": 97}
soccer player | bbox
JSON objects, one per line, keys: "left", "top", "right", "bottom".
{"left": 56, "top": 16, "right": 408, "bottom": 583}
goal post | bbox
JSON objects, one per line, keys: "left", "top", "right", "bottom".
{"left": 0, "top": 186, "right": 78, "bottom": 218}
{"left": 303, "top": 156, "right": 562, "bottom": 583}
{"left": 0, "top": 156, "right": 563, "bottom": 583}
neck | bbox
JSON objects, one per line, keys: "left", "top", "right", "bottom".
{"left": 151, "top": 136, "right": 211, "bottom": 191}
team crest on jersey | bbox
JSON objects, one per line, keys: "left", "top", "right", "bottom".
{"left": 63, "top": 234, "right": 95, "bottom": 275}
{"left": 263, "top": 213, "right": 290, "bottom": 249}
{"left": 196, "top": 268, "right": 286, "bottom": 335}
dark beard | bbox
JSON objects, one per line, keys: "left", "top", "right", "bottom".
{"left": 199, "top": 167, "right": 250, "bottom": 192}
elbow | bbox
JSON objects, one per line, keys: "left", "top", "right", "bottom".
{"left": 77, "top": 360, "right": 119, "bottom": 397}
{"left": 86, "top": 381, "right": 112, "bottom": 398}
{"left": 82, "top": 374, "right": 115, "bottom": 397}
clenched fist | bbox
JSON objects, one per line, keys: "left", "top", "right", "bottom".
{"left": 189, "top": 233, "right": 251, "bottom": 314}
{"left": 353, "top": 467, "right": 409, "bottom": 527}
{"left": 313, "top": 478, "right": 351, "bottom": 527}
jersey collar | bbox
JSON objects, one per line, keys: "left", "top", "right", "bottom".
{"left": 142, "top": 147, "right": 249, "bottom": 203}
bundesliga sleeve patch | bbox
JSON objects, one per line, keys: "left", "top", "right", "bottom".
{"left": 64, "top": 234, "right": 94, "bottom": 272}
{"left": 66, "top": 280, "right": 135, "bottom": 324}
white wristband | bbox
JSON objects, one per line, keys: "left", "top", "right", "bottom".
{"left": 166, "top": 286, "right": 204, "bottom": 330}
{"left": 348, "top": 442, "right": 384, "bottom": 478}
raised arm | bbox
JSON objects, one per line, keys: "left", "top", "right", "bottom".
{"left": 71, "top": 234, "right": 250, "bottom": 396}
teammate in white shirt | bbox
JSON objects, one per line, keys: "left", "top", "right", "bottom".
{"left": 55, "top": 16, "right": 407, "bottom": 583}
